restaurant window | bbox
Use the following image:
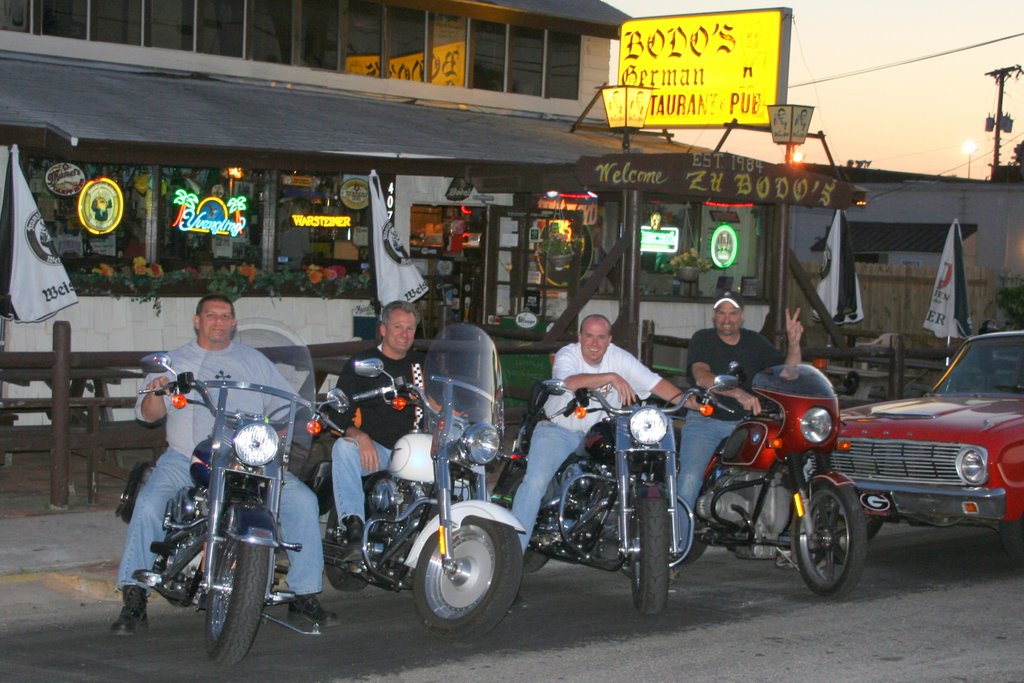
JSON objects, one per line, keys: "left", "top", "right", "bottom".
{"left": 41, "top": 0, "right": 86, "bottom": 39}
{"left": 148, "top": 0, "right": 194, "bottom": 51}
{"left": 343, "top": 0, "right": 381, "bottom": 77}
{"left": 1, "top": 0, "right": 29, "bottom": 32}
{"left": 197, "top": 0, "right": 243, "bottom": 58}
{"left": 160, "top": 166, "right": 261, "bottom": 267}
{"left": 637, "top": 200, "right": 766, "bottom": 300}
{"left": 470, "top": 20, "right": 505, "bottom": 92}
{"left": 251, "top": 0, "right": 292, "bottom": 64}
{"left": 298, "top": 0, "right": 338, "bottom": 69}
{"left": 276, "top": 171, "right": 371, "bottom": 273}
{"left": 545, "top": 31, "right": 580, "bottom": 100}
{"left": 386, "top": 5, "right": 425, "bottom": 82}
{"left": 508, "top": 26, "right": 543, "bottom": 96}
{"left": 427, "top": 14, "right": 465, "bottom": 86}
{"left": 91, "top": 0, "right": 142, "bottom": 45}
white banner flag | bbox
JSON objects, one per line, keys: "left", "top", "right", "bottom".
{"left": 1, "top": 145, "right": 78, "bottom": 322}
{"left": 368, "top": 170, "right": 426, "bottom": 306}
{"left": 814, "top": 210, "right": 863, "bottom": 325}
{"left": 923, "top": 219, "right": 971, "bottom": 338}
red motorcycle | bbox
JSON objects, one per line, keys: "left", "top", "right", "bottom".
{"left": 679, "top": 364, "right": 867, "bottom": 598}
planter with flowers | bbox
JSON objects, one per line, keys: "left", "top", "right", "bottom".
{"left": 70, "top": 257, "right": 370, "bottom": 314}
{"left": 668, "top": 248, "right": 713, "bottom": 282}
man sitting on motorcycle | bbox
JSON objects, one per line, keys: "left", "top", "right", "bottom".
{"left": 511, "top": 313, "right": 685, "bottom": 551}
{"left": 329, "top": 300, "right": 425, "bottom": 557}
{"left": 676, "top": 292, "right": 803, "bottom": 534}
{"left": 111, "top": 295, "right": 335, "bottom": 634}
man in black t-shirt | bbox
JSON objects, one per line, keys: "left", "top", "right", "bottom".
{"left": 676, "top": 292, "right": 803, "bottom": 534}
{"left": 330, "top": 300, "right": 424, "bottom": 556}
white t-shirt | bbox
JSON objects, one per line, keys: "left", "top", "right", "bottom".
{"left": 546, "top": 342, "right": 662, "bottom": 433}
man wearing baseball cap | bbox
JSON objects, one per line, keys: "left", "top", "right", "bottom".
{"left": 676, "top": 292, "right": 803, "bottom": 545}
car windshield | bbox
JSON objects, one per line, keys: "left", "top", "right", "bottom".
{"left": 933, "top": 336, "right": 1024, "bottom": 395}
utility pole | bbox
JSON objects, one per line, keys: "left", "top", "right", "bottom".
{"left": 985, "top": 65, "right": 1022, "bottom": 178}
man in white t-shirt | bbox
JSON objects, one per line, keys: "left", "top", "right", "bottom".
{"left": 510, "top": 314, "right": 684, "bottom": 551}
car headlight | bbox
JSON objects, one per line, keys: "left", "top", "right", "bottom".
{"left": 955, "top": 446, "right": 988, "bottom": 485}
{"left": 629, "top": 407, "right": 667, "bottom": 446}
{"left": 233, "top": 422, "right": 279, "bottom": 467}
{"left": 457, "top": 423, "right": 500, "bottom": 465}
{"left": 800, "top": 407, "right": 833, "bottom": 444}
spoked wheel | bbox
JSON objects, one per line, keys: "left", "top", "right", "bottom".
{"left": 324, "top": 508, "right": 368, "bottom": 592}
{"left": 630, "top": 497, "right": 671, "bottom": 615}
{"left": 205, "top": 539, "right": 271, "bottom": 664}
{"left": 792, "top": 481, "right": 867, "bottom": 599}
{"left": 413, "top": 517, "right": 523, "bottom": 638}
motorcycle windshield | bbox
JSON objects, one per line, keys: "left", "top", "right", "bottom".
{"left": 423, "top": 324, "right": 503, "bottom": 441}
{"left": 752, "top": 364, "right": 835, "bottom": 399}
{"left": 234, "top": 320, "right": 316, "bottom": 467}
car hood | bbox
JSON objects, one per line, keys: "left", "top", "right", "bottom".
{"left": 841, "top": 396, "right": 1024, "bottom": 439}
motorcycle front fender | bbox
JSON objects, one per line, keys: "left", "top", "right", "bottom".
{"left": 223, "top": 502, "right": 281, "bottom": 548}
{"left": 403, "top": 500, "right": 526, "bottom": 568}
{"left": 810, "top": 470, "right": 858, "bottom": 490}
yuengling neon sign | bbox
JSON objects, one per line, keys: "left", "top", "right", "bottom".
{"left": 172, "top": 189, "right": 248, "bottom": 236}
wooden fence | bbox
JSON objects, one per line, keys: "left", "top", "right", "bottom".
{"left": 791, "top": 262, "right": 998, "bottom": 348}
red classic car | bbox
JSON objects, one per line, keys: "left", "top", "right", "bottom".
{"left": 829, "top": 331, "right": 1024, "bottom": 563}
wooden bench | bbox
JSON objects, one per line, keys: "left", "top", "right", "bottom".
{"left": 0, "top": 396, "right": 165, "bottom": 503}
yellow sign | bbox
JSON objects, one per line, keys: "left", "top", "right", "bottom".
{"left": 291, "top": 214, "right": 353, "bottom": 228}
{"left": 77, "top": 177, "right": 124, "bottom": 235}
{"left": 617, "top": 9, "right": 791, "bottom": 127}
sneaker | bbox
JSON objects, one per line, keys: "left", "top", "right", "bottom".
{"left": 110, "top": 585, "right": 148, "bottom": 635}
{"left": 288, "top": 594, "right": 338, "bottom": 627}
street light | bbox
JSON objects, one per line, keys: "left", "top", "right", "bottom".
{"left": 962, "top": 139, "right": 978, "bottom": 179}
{"left": 767, "top": 104, "right": 814, "bottom": 163}
{"left": 601, "top": 85, "right": 654, "bottom": 152}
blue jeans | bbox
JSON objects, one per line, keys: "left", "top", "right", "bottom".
{"left": 510, "top": 422, "right": 585, "bottom": 552}
{"left": 331, "top": 437, "right": 392, "bottom": 521}
{"left": 117, "top": 449, "right": 324, "bottom": 596}
{"left": 676, "top": 412, "right": 740, "bottom": 540}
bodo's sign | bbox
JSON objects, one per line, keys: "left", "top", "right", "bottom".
{"left": 617, "top": 8, "right": 792, "bottom": 127}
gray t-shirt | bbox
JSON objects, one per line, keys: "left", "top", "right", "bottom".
{"left": 135, "top": 340, "right": 293, "bottom": 458}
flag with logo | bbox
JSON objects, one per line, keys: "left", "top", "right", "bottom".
{"left": 814, "top": 209, "right": 863, "bottom": 324}
{"left": 368, "top": 170, "right": 426, "bottom": 306}
{"left": 923, "top": 219, "right": 972, "bottom": 338}
{"left": 0, "top": 145, "right": 78, "bottom": 322}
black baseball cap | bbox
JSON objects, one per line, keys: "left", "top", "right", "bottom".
{"left": 713, "top": 290, "right": 744, "bottom": 310}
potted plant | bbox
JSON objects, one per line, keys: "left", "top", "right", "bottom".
{"left": 538, "top": 228, "right": 582, "bottom": 271}
{"left": 669, "top": 248, "right": 713, "bottom": 282}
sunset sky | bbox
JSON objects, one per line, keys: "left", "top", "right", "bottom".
{"left": 604, "top": 1, "right": 1023, "bottom": 178}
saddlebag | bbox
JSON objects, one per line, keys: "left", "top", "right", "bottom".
{"left": 115, "top": 461, "right": 154, "bottom": 524}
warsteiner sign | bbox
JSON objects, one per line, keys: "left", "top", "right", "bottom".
{"left": 575, "top": 152, "right": 858, "bottom": 210}
{"left": 618, "top": 9, "right": 791, "bottom": 127}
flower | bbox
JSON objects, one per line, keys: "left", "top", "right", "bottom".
{"left": 669, "top": 248, "right": 713, "bottom": 272}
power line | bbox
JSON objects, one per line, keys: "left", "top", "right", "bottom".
{"left": 790, "top": 32, "right": 1024, "bottom": 88}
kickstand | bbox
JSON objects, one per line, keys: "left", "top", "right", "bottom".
{"left": 774, "top": 547, "right": 797, "bottom": 569}
{"left": 263, "top": 612, "right": 321, "bottom": 636}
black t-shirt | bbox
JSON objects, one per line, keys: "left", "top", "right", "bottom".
{"left": 332, "top": 347, "right": 425, "bottom": 450}
{"left": 687, "top": 328, "right": 784, "bottom": 419}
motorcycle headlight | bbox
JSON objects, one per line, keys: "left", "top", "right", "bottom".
{"left": 457, "top": 423, "right": 501, "bottom": 465}
{"left": 629, "top": 407, "right": 667, "bottom": 446}
{"left": 800, "top": 407, "right": 833, "bottom": 444}
{"left": 233, "top": 422, "right": 279, "bottom": 467}
{"left": 955, "top": 446, "right": 988, "bottom": 485}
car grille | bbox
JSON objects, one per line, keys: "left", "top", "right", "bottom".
{"left": 830, "top": 439, "right": 963, "bottom": 484}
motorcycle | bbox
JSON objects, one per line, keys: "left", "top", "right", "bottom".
{"left": 127, "top": 327, "right": 326, "bottom": 664}
{"left": 680, "top": 364, "right": 868, "bottom": 598}
{"left": 306, "top": 323, "right": 524, "bottom": 637}
{"left": 491, "top": 378, "right": 688, "bottom": 615}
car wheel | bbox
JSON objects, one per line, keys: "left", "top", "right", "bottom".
{"left": 998, "top": 518, "right": 1024, "bottom": 566}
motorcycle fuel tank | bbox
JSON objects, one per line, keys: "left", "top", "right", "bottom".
{"left": 718, "top": 422, "right": 778, "bottom": 470}
{"left": 389, "top": 432, "right": 434, "bottom": 483}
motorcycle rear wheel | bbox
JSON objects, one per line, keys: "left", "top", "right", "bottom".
{"left": 413, "top": 517, "right": 522, "bottom": 638}
{"left": 205, "top": 540, "right": 271, "bottom": 664}
{"left": 630, "top": 497, "right": 670, "bottom": 615}
{"left": 792, "top": 481, "right": 867, "bottom": 598}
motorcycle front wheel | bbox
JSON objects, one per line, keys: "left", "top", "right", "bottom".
{"left": 792, "top": 481, "right": 867, "bottom": 599}
{"left": 205, "top": 539, "right": 271, "bottom": 664}
{"left": 413, "top": 517, "right": 523, "bottom": 638}
{"left": 630, "top": 497, "right": 670, "bottom": 615}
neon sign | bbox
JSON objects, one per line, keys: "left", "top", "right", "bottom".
{"left": 77, "top": 177, "right": 124, "bottom": 235}
{"left": 290, "top": 214, "right": 352, "bottom": 228}
{"left": 172, "top": 189, "right": 247, "bottom": 236}
{"left": 640, "top": 226, "right": 678, "bottom": 253}
{"left": 710, "top": 223, "right": 738, "bottom": 268}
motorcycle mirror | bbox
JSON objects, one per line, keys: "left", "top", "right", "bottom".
{"left": 353, "top": 357, "right": 384, "bottom": 378}
{"left": 712, "top": 374, "right": 739, "bottom": 391}
{"left": 541, "top": 378, "right": 567, "bottom": 395}
{"left": 141, "top": 352, "right": 174, "bottom": 374}
{"left": 325, "top": 387, "right": 350, "bottom": 414}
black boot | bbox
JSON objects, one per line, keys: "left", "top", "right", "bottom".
{"left": 110, "top": 585, "right": 148, "bottom": 635}
{"left": 288, "top": 594, "right": 339, "bottom": 627}
{"left": 339, "top": 515, "right": 364, "bottom": 560}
